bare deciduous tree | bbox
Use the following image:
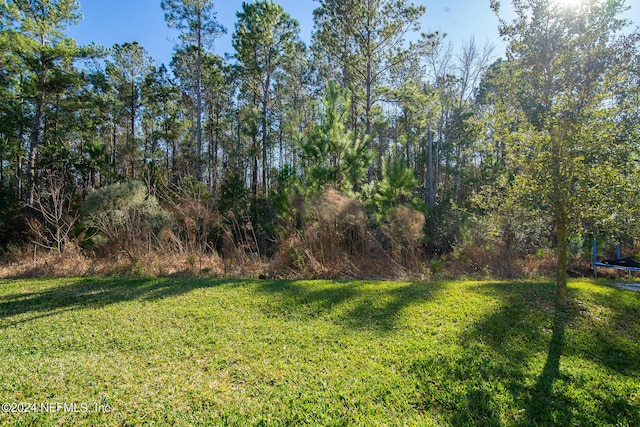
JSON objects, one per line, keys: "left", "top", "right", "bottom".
{"left": 28, "top": 172, "right": 79, "bottom": 254}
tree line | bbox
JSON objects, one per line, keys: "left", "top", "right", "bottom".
{"left": 1, "top": 0, "right": 639, "bottom": 304}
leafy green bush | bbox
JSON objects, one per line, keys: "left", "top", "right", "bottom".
{"left": 82, "top": 181, "right": 171, "bottom": 257}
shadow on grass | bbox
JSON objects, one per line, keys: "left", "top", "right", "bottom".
{"left": 409, "top": 281, "right": 640, "bottom": 426}
{"left": 408, "top": 282, "right": 549, "bottom": 426}
{"left": 0, "top": 278, "right": 443, "bottom": 333}
{"left": 0, "top": 277, "right": 237, "bottom": 327}
{"left": 525, "top": 306, "right": 568, "bottom": 425}
{"left": 583, "top": 288, "right": 640, "bottom": 376}
{"left": 257, "top": 280, "right": 445, "bottom": 331}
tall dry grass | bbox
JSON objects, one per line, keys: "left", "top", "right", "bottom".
{"left": 0, "top": 242, "right": 266, "bottom": 279}
{"left": 269, "top": 189, "right": 428, "bottom": 279}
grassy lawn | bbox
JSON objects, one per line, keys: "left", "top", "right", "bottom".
{"left": 0, "top": 278, "right": 638, "bottom": 426}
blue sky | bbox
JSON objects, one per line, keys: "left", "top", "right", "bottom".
{"left": 66, "top": 0, "right": 639, "bottom": 67}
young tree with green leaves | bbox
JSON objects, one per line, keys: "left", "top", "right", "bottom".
{"left": 489, "top": 0, "right": 639, "bottom": 305}
{"left": 375, "top": 156, "right": 420, "bottom": 212}
{"left": 300, "top": 80, "right": 371, "bottom": 193}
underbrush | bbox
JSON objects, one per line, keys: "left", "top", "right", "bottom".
{"left": 440, "top": 242, "right": 558, "bottom": 279}
{"left": 0, "top": 184, "right": 596, "bottom": 281}
{"left": 0, "top": 241, "right": 568, "bottom": 281}
{"left": 268, "top": 189, "right": 428, "bottom": 279}
{"left": 1, "top": 187, "right": 599, "bottom": 281}
{"left": 0, "top": 243, "right": 264, "bottom": 279}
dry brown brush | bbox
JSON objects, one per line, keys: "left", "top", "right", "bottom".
{"left": 270, "top": 189, "right": 427, "bottom": 279}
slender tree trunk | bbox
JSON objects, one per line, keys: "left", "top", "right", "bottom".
{"left": 426, "top": 127, "right": 435, "bottom": 209}
{"left": 556, "top": 215, "right": 568, "bottom": 306}
{"left": 553, "top": 123, "right": 569, "bottom": 306}
{"left": 195, "top": 20, "right": 203, "bottom": 183}
{"left": 149, "top": 126, "right": 158, "bottom": 191}
{"left": 350, "top": 93, "right": 358, "bottom": 140}
{"left": 171, "top": 138, "right": 177, "bottom": 180}
{"left": 79, "top": 137, "right": 87, "bottom": 194}
{"left": 236, "top": 111, "right": 242, "bottom": 167}
{"left": 434, "top": 135, "right": 440, "bottom": 204}
{"left": 279, "top": 124, "right": 283, "bottom": 170}
{"left": 365, "top": 0, "right": 374, "bottom": 183}
{"left": 365, "top": 43, "right": 373, "bottom": 183}
{"left": 213, "top": 111, "right": 220, "bottom": 196}
{"left": 261, "top": 79, "right": 270, "bottom": 193}
{"left": 54, "top": 94, "right": 60, "bottom": 136}
{"left": 251, "top": 87, "right": 259, "bottom": 199}
{"left": 252, "top": 152, "right": 258, "bottom": 198}
{"left": 404, "top": 113, "right": 411, "bottom": 168}
{"left": 16, "top": 75, "right": 25, "bottom": 198}
{"left": 16, "top": 153, "right": 22, "bottom": 199}
{"left": 130, "top": 76, "right": 136, "bottom": 180}
{"left": 190, "top": 109, "right": 195, "bottom": 175}
{"left": 208, "top": 107, "right": 214, "bottom": 188}
{"left": 165, "top": 119, "right": 170, "bottom": 183}
{"left": 28, "top": 72, "right": 46, "bottom": 206}
{"left": 111, "top": 123, "right": 116, "bottom": 184}
{"left": 144, "top": 124, "right": 150, "bottom": 185}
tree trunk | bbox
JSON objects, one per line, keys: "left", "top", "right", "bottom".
{"left": 165, "top": 120, "right": 170, "bottom": 183}
{"left": 213, "top": 111, "right": 220, "bottom": 196}
{"left": 111, "top": 123, "right": 117, "bottom": 184}
{"left": 16, "top": 153, "right": 22, "bottom": 200}
{"left": 252, "top": 150, "right": 258, "bottom": 198}
{"left": 556, "top": 217, "right": 568, "bottom": 306}
{"left": 130, "top": 76, "right": 136, "bottom": 180}
{"left": 262, "top": 76, "right": 270, "bottom": 194}
{"left": 553, "top": 123, "right": 569, "bottom": 307}
{"left": 426, "top": 127, "right": 435, "bottom": 209}
{"left": 365, "top": 46, "right": 373, "bottom": 183}
{"left": 365, "top": 3, "right": 373, "bottom": 183}
{"left": 195, "top": 19, "right": 203, "bottom": 183}
{"left": 208, "top": 106, "right": 214, "bottom": 188}
{"left": 236, "top": 111, "right": 242, "bottom": 167}
{"left": 251, "top": 85, "right": 259, "bottom": 199}
{"left": 279, "top": 124, "right": 283, "bottom": 170}
{"left": 171, "top": 138, "right": 177, "bottom": 181}
{"left": 28, "top": 77, "right": 45, "bottom": 206}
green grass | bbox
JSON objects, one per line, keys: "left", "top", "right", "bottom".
{"left": 0, "top": 278, "right": 638, "bottom": 426}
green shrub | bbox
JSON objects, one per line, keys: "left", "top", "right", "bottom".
{"left": 82, "top": 181, "right": 171, "bottom": 256}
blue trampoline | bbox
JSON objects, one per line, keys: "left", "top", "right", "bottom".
{"left": 592, "top": 239, "right": 640, "bottom": 278}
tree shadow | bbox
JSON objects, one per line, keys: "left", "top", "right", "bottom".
{"left": 579, "top": 288, "right": 640, "bottom": 376}
{"left": 522, "top": 294, "right": 639, "bottom": 426}
{"left": 256, "top": 280, "right": 445, "bottom": 331}
{"left": 346, "top": 281, "right": 443, "bottom": 331}
{"left": 406, "top": 281, "right": 633, "bottom": 426}
{"left": 0, "top": 277, "right": 236, "bottom": 327}
{"left": 408, "top": 282, "right": 548, "bottom": 425}
{"left": 524, "top": 306, "right": 568, "bottom": 425}
{"left": 1, "top": 278, "right": 443, "bottom": 332}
